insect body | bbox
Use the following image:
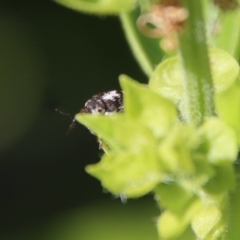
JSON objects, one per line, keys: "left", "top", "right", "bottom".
{"left": 56, "top": 90, "right": 123, "bottom": 134}
{"left": 80, "top": 90, "right": 123, "bottom": 115}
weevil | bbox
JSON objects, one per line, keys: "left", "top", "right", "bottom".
{"left": 56, "top": 90, "right": 123, "bottom": 135}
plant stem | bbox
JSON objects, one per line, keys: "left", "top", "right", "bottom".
{"left": 120, "top": 12, "right": 154, "bottom": 77}
{"left": 179, "top": 0, "right": 215, "bottom": 125}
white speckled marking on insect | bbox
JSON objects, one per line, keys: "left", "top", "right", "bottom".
{"left": 102, "top": 90, "right": 120, "bottom": 101}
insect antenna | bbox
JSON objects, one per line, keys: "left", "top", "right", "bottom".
{"left": 55, "top": 108, "right": 77, "bottom": 135}
{"left": 65, "top": 119, "right": 77, "bottom": 135}
{"left": 55, "top": 108, "right": 73, "bottom": 120}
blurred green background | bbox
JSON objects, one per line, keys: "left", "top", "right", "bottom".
{"left": 0, "top": 0, "right": 161, "bottom": 239}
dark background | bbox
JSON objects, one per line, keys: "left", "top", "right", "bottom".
{"left": 0, "top": 0, "right": 148, "bottom": 238}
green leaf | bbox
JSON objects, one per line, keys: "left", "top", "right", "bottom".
{"left": 203, "top": 162, "right": 235, "bottom": 194}
{"left": 227, "top": 163, "right": 240, "bottom": 239}
{"left": 154, "top": 182, "right": 194, "bottom": 213}
{"left": 158, "top": 124, "right": 197, "bottom": 174}
{"left": 55, "top": 0, "right": 136, "bottom": 15}
{"left": 198, "top": 118, "right": 238, "bottom": 164}
{"left": 213, "top": 7, "right": 240, "bottom": 60}
{"left": 157, "top": 121, "right": 219, "bottom": 185}
{"left": 119, "top": 74, "right": 177, "bottom": 139}
{"left": 210, "top": 48, "right": 239, "bottom": 92}
{"left": 157, "top": 198, "right": 202, "bottom": 239}
{"left": 149, "top": 48, "right": 240, "bottom": 132}
{"left": 216, "top": 76, "right": 240, "bottom": 146}
{"left": 77, "top": 113, "right": 160, "bottom": 151}
{"left": 86, "top": 146, "right": 162, "bottom": 198}
{"left": 120, "top": 10, "right": 164, "bottom": 77}
{"left": 172, "top": 227, "right": 196, "bottom": 240}
{"left": 149, "top": 55, "right": 184, "bottom": 105}
{"left": 76, "top": 114, "right": 123, "bottom": 151}
{"left": 191, "top": 202, "right": 227, "bottom": 240}
{"left": 79, "top": 116, "right": 165, "bottom": 197}
{"left": 149, "top": 48, "right": 239, "bottom": 103}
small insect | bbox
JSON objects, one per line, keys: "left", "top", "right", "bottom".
{"left": 56, "top": 90, "right": 123, "bottom": 134}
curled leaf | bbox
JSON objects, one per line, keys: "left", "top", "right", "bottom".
{"left": 149, "top": 48, "right": 239, "bottom": 104}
